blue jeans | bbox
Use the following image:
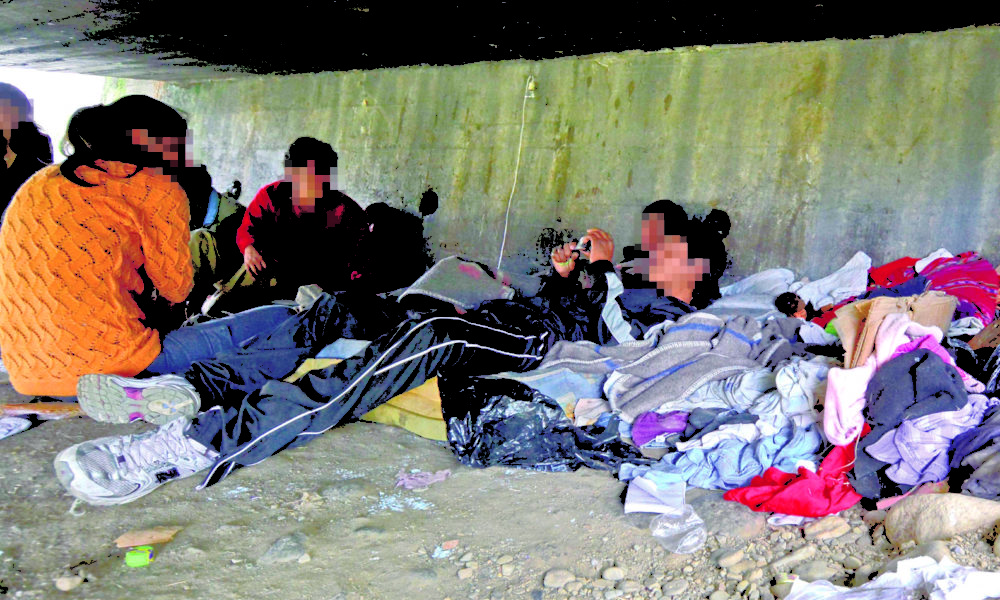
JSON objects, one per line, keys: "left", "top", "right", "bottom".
{"left": 146, "top": 305, "right": 296, "bottom": 376}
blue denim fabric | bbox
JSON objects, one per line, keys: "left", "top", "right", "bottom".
{"left": 146, "top": 305, "right": 296, "bottom": 375}
{"left": 660, "top": 423, "right": 823, "bottom": 490}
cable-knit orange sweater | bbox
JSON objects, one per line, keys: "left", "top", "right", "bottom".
{"left": 0, "top": 161, "right": 193, "bottom": 396}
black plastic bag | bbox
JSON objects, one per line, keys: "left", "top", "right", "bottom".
{"left": 440, "top": 375, "right": 651, "bottom": 473}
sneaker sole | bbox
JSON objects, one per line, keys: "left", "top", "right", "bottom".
{"left": 77, "top": 375, "right": 197, "bottom": 425}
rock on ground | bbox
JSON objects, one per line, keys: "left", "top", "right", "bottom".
{"left": 884, "top": 493, "right": 1000, "bottom": 545}
{"left": 803, "top": 516, "right": 851, "bottom": 540}
{"left": 688, "top": 490, "right": 766, "bottom": 540}
{"left": 258, "top": 532, "right": 308, "bottom": 565}
{"left": 542, "top": 568, "right": 575, "bottom": 588}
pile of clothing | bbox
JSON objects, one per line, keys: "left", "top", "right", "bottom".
{"left": 436, "top": 247, "right": 1000, "bottom": 521}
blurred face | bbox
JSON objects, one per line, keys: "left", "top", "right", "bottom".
{"left": 637, "top": 214, "right": 709, "bottom": 300}
{"left": 792, "top": 297, "right": 807, "bottom": 319}
{"left": 0, "top": 100, "right": 23, "bottom": 144}
{"left": 130, "top": 128, "right": 187, "bottom": 168}
{"left": 285, "top": 160, "right": 331, "bottom": 204}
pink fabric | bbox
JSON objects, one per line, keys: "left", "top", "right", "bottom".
{"left": 920, "top": 251, "right": 998, "bottom": 326}
{"left": 874, "top": 480, "right": 949, "bottom": 510}
{"left": 870, "top": 313, "right": 942, "bottom": 365}
{"left": 892, "top": 334, "right": 984, "bottom": 393}
{"left": 395, "top": 469, "right": 451, "bottom": 490}
{"left": 821, "top": 313, "right": 976, "bottom": 446}
{"left": 823, "top": 363, "right": 875, "bottom": 446}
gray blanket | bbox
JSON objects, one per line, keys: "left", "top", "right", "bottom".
{"left": 539, "top": 312, "right": 793, "bottom": 423}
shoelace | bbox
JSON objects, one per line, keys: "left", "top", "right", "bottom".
{"left": 105, "top": 425, "right": 193, "bottom": 479}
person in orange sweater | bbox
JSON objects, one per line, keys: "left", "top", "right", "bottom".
{"left": 0, "top": 95, "right": 195, "bottom": 397}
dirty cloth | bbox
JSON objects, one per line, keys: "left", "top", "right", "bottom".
{"left": 920, "top": 251, "right": 999, "bottom": 326}
{"left": 485, "top": 337, "right": 654, "bottom": 420}
{"left": 865, "top": 390, "right": 997, "bottom": 487}
{"left": 848, "top": 349, "right": 969, "bottom": 499}
{"left": 488, "top": 364, "right": 612, "bottom": 417}
{"left": 631, "top": 411, "right": 688, "bottom": 447}
{"left": 835, "top": 291, "right": 956, "bottom": 370}
{"left": 955, "top": 445, "right": 1000, "bottom": 500}
{"left": 573, "top": 397, "right": 612, "bottom": 427}
{"left": 623, "top": 478, "right": 686, "bottom": 514}
{"left": 700, "top": 293, "right": 783, "bottom": 321}
{"left": 915, "top": 248, "right": 955, "bottom": 273}
{"left": 663, "top": 363, "right": 776, "bottom": 414}
{"left": 949, "top": 407, "right": 1000, "bottom": 500}
{"left": 789, "top": 251, "right": 872, "bottom": 309}
{"left": 785, "top": 556, "right": 1000, "bottom": 600}
{"left": 606, "top": 312, "right": 794, "bottom": 422}
{"left": 720, "top": 267, "right": 796, "bottom": 298}
{"left": 724, "top": 424, "right": 869, "bottom": 517}
{"left": 397, "top": 256, "right": 515, "bottom": 311}
{"left": 674, "top": 421, "right": 777, "bottom": 453}
{"left": 798, "top": 321, "right": 839, "bottom": 345}
{"left": 736, "top": 356, "right": 829, "bottom": 430}
{"left": 823, "top": 313, "right": 962, "bottom": 446}
{"left": 658, "top": 423, "right": 823, "bottom": 490}
{"left": 869, "top": 256, "right": 918, "bottom": 289}
{"left": 678, "top": 408, "right": 759, "bottom": 444}
{"left": 619, "top": 463, "right": 687, "bottom": 514}
{"left": 679, "top": 355, "right": 830, "bottom": 452}
{"left": 947, "top": 316, "right": 985, "bottom": 338}
{"left": 395, "top": 469, "right": 451, "bottom": 490}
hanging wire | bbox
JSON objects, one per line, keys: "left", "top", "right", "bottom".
{"left": 496, "top": 74, "right": 534, "bottom": 272}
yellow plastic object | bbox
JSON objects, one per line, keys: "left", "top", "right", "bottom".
{"left": 284, "top": 358, "right": 446, "bottom": 441}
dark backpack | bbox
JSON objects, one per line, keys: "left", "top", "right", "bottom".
{"left": 361, "top": 202, "right": 433, "bottom": 292}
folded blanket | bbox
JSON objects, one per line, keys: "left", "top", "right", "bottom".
{"left": 398, "top": 256, "right": 514, "bottom": 310}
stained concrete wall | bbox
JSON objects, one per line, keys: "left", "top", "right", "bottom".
{"left": 107, "top": 27, "right": 1000, "bottom": 280}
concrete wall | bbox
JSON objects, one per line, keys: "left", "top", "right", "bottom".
{"left": 107, "top": 27, "right": 1000, "bottom": 280}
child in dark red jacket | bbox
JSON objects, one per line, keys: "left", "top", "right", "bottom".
{"left": 235, "top": 137, "right": 368, "bottom": 302}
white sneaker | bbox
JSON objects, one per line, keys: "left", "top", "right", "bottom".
{"left": 0, "top": 416, "right": 31, "bottom": 440}
{"left": 53, "top": 418, "right": 216, "bottom": 506}
{"left": 77, "top": 374, "right": 200, "bottom": 425}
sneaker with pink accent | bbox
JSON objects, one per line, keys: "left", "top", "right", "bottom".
{"left": 77, "top": 374, "right": 201, "bottom": 425}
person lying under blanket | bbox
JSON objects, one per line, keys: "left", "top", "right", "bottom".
{"left": 53, "top": 199, "right": 732, "bottom": 506}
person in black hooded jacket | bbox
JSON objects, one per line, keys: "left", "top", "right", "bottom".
{"left": 55, "top": 199, "right": 732, "bottom": 505}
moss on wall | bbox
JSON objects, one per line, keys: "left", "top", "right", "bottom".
{"left": 106, "top": 27, "right": 1000, "bottom": 279}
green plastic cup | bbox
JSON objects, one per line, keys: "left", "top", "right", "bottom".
{"left": 125, "top": 545, "right": 155, "bottom": 568}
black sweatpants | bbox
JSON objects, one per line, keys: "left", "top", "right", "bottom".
{"left": 188, "top": 310, "right": 552, "bottom": 487}
{"left": 179, "top": 291, "right": 405, "bottom": 405}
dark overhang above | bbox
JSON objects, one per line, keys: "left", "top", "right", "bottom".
{"left": 2, "top": 2, "right": 999, "bottom": 82}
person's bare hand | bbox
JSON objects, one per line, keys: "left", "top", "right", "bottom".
{"left": 243, "top": 245, "right": 266, "bottom": 276}
{"left": 550, "top": 242, "right": 579, "bottom": 278}
{"left": 578, "top": 228, "right": 614, "bottom": 263}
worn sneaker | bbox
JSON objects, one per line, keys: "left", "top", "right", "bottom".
{"left": 77, "top": 374, "right": 200, "bottom": 425}
{"left": 53, "top": 418, "right": 216, "bottom": 506}
{"left": 0, "top": 416, "right": 32, "bottom": 440}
